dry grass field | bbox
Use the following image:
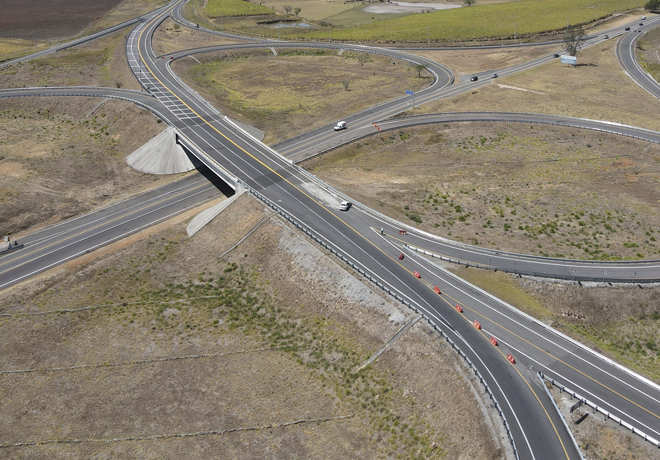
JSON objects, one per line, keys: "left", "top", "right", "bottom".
{"left": 305, "top": 122, "right": 660, "bottom": 261}
{"left": 0, "top": 195, "right": 505, "bottom": 459}
{"left": 0, "top": 97, "right": 171, "bottom": 238}
{"left": 171, "top": 49, "right": 431, "bottom": 143}
{"left": 0, "top": 28, "right": 140, "bottom": 91}
{"left": 152, "top": 19, "right": 242, "bottom": 57}
{"left": 417, "top": 37, "right": 660, "bottom": 132}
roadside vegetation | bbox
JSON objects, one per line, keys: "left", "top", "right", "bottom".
{"left": 171, "top": 48, "right": 430, "bottom": 143}
{"left": 304, "top": 122, "right": 660, "bottom": 261}
{"left": 0, "top": 196, "right": 502, "bottom": 459}
{"left": 192, "top": 0, "right": 646, "bottom": 43}
{"left": 206, "top": 0, "right": 273, "bottom": 17}
{"left": 0, "top": 97, "right": 169, "bottom": 238}
{"left": 636, "top": 24, "right": 660, "bottom": 84}
{"left": 450, "top": 265, "right": 660, "bottom": 384}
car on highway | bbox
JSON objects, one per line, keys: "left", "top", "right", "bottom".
{"left": 553, "top": 53, "right": 560, "bottom": 58}
{"left": 491, "top": 73, "right": 498, "bottom": 78}
{"left": 625, "top": 27, "right": 631, "bottom": 31}
{"left": 641, "top": 15, "right": 646, "bottom": 20}
{"left": 640, "top": 23, "right": 644, "bottom": 26}
{"left": 334, "top": 121, "right": 347, "bottom": 131}
{"left": 339, "top": 201, "right": 352, "bottom": 211}
{"left": 470, "top": 76, "right": 478, "bottom": 81}
{"left": 604, "top": 34, "right": 609, "bottom": 39}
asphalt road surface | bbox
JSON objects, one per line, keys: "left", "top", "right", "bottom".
{"left": 0, "top": 173, "right": 224, "bottom": 291}
{"left": 2, "top": 1, "right": 660, "bottom": 457}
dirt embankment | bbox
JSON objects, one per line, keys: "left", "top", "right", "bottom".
{"left": 0, "top": 194, "right": 507, "bottom": 459}
{"left": 0, "top": 97, "right": 172, "bottom": 238}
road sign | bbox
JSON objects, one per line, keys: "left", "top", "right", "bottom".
{"left": 405, "top": 90, "right": 414, "bottom": 95}
{"left": 561, "top": 55, "right": 577, "bottom": 65}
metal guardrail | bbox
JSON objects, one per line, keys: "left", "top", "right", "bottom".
{"left": 540, "top": 373, "right": 660, "bottom": 450}
{"left": 240, "top": 178, "right": 520, "bottom": 460}
{"left": 536, "top": 373, "right": 586, "bottom": 460}
{"left": 406, "top": 244, "right": 660, "bottom": 284}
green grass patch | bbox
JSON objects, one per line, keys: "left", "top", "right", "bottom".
{"left": 273, "top": 0, "right": 645, "bottom": 42}
{"left": 453, "top": 268, "right": 551, "bottom": 321}
{"left": 206, "top": 0, "right": 273, "bottom": 17}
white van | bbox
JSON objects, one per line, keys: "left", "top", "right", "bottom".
{"left": 334, "top": 121, "right": 347, "bottom": 131}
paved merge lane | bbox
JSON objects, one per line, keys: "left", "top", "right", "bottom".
{"left": 1, "top": 2, "right": 659, "bottom": 457}
{"left": 129, "top": 3, "right": 586, "bottom": 458}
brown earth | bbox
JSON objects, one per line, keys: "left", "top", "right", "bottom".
{"left": 152, "top": 19, "right": 242, "bottom": 57}
{"left": 0, "top": 0, "right": 125, "bottom": 41}
{"left": 416, "top": 38, "right": 660, "bottom": 133}
{"left": 0, "top": 194, "right": 506, "bottom": 459}
{"left": 550, "top": 384, "right": 660, "bottom": 460}
{"left": 0, "top": 27, "right": 141, "bottom": 90}
{"left": 90, "top": 0, "right": 170, "bottom": 34}
{"left": 411, "top": 44, "right": 562, "bottom": 79}
{"left": 304, "top": 122, "right": 660, "bottom": 261}
{"left": 170, "top": 49, "right": 432, "bottom": 143}
{"left": 0, "top": 97, "right": 174, "bottom": 238}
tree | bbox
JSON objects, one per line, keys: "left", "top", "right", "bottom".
{"left": 294, "top": 7, "right": 302, "bottom": 16}
{"left": 646, "top": 0, "right": 660, "bottom": 13}
{"left": 341, "top": 79, "right": 350, "bottom": 91}
{"left": 564, "top": 25, "right": 586, "bottom": 57}
{"left": 463, "top": 0, "right": 476, "bottom": 6}
{"left": 414, "top": 64, "right": 427, "bottom": 77}
{"left": 283, "top": 4, "right": 292, "bottom": 14}
{"left": 357, "top": 53, "right": 373, "bottom": 69}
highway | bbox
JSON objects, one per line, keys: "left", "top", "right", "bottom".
{"left": 1, "top": 1, "right": 660, "bottom": 458}
{"left": 127, "top": 2, "right": 660, "bottom": 458}
{"left": 0, "top": 173, "right": 223, "bottom": 291}
{"left": 616, "top": 16, "right": 660, "bottom": 100}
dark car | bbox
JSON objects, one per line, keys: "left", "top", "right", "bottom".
{"left": 553, "top": 53, "right": 560, "bottom": 58}
{"left": 639, "top": 23, "right": 644, "bottom": 26}
{"left": 625, "top": 27, "right": 630, "bottom": 31}
{"left": 470, "top": 76, "right": 478, "bottom": 82}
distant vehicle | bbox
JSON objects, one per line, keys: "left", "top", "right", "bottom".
{"left": 339, "top": 201, "right": 352, "bottom": 211}
{"left": 491, "top": 73, "right": 498, "bottom": 78}
{"left": 641, "top": 16, "right": 646, "bottom": 20}
{"left": 625, "top": 27, "right": 631, "bottom": 31}
{"left": 195, "top": 23, "right": 199, "bottom": 28}
{"left": 603, "top": 35, "right": 609, "bottom": 39}
{"left": 334, "top": 121, "right": 347, "bottom": 131}
{"left": 640, "top": 23, "right": 644, "bottom": 26}
{"left": 470, "top": 76, "right": 478, "bottom": 81}
{"left": 553, "top": 53, "right": 560, "bottom": 58}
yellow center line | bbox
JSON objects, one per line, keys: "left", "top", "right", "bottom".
{"left": 139, "top": 12, "right": 570, "bottom": 455}
{"left": 0, "top": 182, "right": 209, "bottom": 274}
{"left": 432, "top": 290, "right": 570, "bottom": 459}
{"left": 382, "top": 216, "right": 660, "bottom": 419}
{"left": 439, "top": 287, "right": 660, "bottom": 422}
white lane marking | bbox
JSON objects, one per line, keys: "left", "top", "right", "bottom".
{"left": 495, "top": 334, "right": 660, "bottom": 440}
{"left": 407, "top": 249, "right": 660, "bottom": 407}
{"left": 0, "top": 186, "right": 217, "bottom": 288}
{"left": 376, "top": 233, "right": 535, "bottom": 458}
{"left": 17, "top": 178, "right": 210, "bottom": 247}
